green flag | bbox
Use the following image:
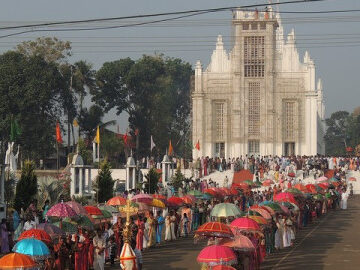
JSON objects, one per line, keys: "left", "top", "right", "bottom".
{"left": 10, "top": 118, "right": 21, "bottom": 141}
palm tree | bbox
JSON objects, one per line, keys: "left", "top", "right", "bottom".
{"left": 37, "top": 176, "right": 66, "bottom": 207}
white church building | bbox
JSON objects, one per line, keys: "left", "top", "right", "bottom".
{"left": 192, "top": 7, "right": 325, "bottom": 158}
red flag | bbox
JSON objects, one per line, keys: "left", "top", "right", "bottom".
{"left": 135, "top": 128, "right": 139, "bottom": 136}
{"left": 168, "top": 140, "right": 173, "bottom": 156}
{"left": 195, "top": 140, "right": 200, "bottom": 151}
{"left": 123, "top": 133, "right": 128, "bottom": 146}
{"left": 56, "top": 122, "right": 63, "bottom": 144}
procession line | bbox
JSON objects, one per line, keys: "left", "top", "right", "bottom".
{"left": 271, "top": 212, "right": 331, "bottom": 269}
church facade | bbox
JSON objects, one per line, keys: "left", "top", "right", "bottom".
{"left": 192, "top": 8, "right": 325, "bottom": 158}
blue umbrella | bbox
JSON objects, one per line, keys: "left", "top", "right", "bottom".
{"left": 13, "top": 238, "right": 50, "bottom": 259}
{"left": 202, "top": 193, "right": 213, "bottom": 200}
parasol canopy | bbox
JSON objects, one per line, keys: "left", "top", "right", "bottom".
{"left": 65, "top": 201, "right": 87, "bottom": 215}
{"left": 273, "top": 192, "right": 298, "bottom": 205}
{"left": 18, "top": 229, "right": 52, "bottom": 244}
{"left": 195, "top": 222, "right": 233, "bottom": 238}
{"left": 93, "top": 209, "right": 112, "bottom": 219}
{"left": 294, "top": 184, "right": 308, "bottom": 192}
{"left": 219, "top": 234, "right": 255, "bottom": 252}
{"left": 210, "top": 203, "right": 241, "bottom": 218}
{"left": 349, "top": 177, "right": 357, "bottom": 182}
{"left": 247, "top": 215, "right": 268, "bottom": 225}
{"left": 187, "top": 190, "right": 203, "bottom": 198}
{"left": 202, "top": 193, "right": 213, "bottom": 200}
{"left": 151, "top": 199, "right": 165, "bottom": 208}
{"left": 182, "top": 195, "right": 196, "bottom": 205}
{"left": 13, "top": 238, "right": 50, "bottom": 258}
{"left": 230, "top": 217, "right": 260, "bottom": 231}
{"left": 36, "top": 223, "right": 64, "bottom": 238}
{"left": 53, "top": 221, "right": 78, "bottom": 234}
{"left": 249, "top": 207, "right": 272, "bottom": 220}
{"left": 84, "top": 206, "right": 103, "bottom": 216}
{"left": 98, "top": 205, "right": 119, "bottom": 213}
{"left": 260, "top": 201, "right": 283, "bottom": 212}
{"left": 316, "top": 176, "right": 328, "bottom": 182}
{"left": 152, "top": 194, "right": 167, "bottom": 200}
{"left": 106, "top": 196, "right": 127, "bottom": 206}
{"left": 262, "top": 179, "right": 274, "bottom": 186}
{"left": 46, "top": 202, "right": 77, "bottom": 218}
{"left": 167, "top": 196, "right": 184, "bottom": 206}
{"left": 197, "top": 245, "right": 237, "bottom": 266}
{"left": 212, "top": 266, "right": 237, "bottom": 270}
{"left": 67, "top": 215, "right": 94, "bottom": 230}
{"left": 131, "top": 194, "right": 153, "bottom": 204}
{"left": 203, "top": 188, "right": 219, "bottom": 197}
{"left": 0, "top": 253, "right": 37, "bottom": 269}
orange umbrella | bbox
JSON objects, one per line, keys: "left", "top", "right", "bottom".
{"left": 182, "top": 195, "right": 195, "bottom": 205}
{"left": 84, "top": 206, "right": 102, "bottom": 216}
{"left": 195, "top": 222, "right": 233, "bottom": 238}
{"left": 204, "top": 189, "right": 218, "bottom": 196}
{"left": 18, "top": 229, "right": 52, "bottom": 244}
{"left": 294, "top": 184, "right": 308, "bottom": 192}
{"left": 349, "top": 177, "right": 357, "bottom": 182}
{"left": 106, "top": 196, "right": 126, "bottom": 206}
{"left": 0, "top": 253, "right": 37, "bottom": 268}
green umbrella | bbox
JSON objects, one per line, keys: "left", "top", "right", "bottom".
{"left": 287, "top": 188, "right": 303, "bottom": 195}
{"left": 188, "top": 190, "right": 204, "bottom": 198}
{"left": 261, "top": 201, "right": 282, "bottom": 212}
{"left": 329, "top": 177, "right": 339, "bottom": 182}
{"left": 53, "top": 221, "right": 77, "bottom": 234}
{"left": 210, "top": 203, "right": 242, "bottom": 218}
{"left": 244, "top": 180, "right": 254, "bottom": 185}
{"left": 93, "top": 209, "right": 112, "bottom": 219}
{"left": 68, "top": 215, "right": 94, "bottom": 230}
{"left": 202, "top": 193, "right": 213, "bottom": 200}
{"left": 99, "top": 205, "right": 119, "bottom": 213}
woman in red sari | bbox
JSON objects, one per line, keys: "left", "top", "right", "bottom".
{"left": 73, "top": 235, "right": 84, "bottom": 270}
{"left": 136, "top": 215, "right": 145, "bottom": 250}
{"left": 54, "top": 237, "right": 67, "bottom": 270}
{"left": 114, "top": 218, "right": 124, "bottom": 257}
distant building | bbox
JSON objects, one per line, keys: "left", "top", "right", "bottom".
{"left": 192, "top": 7, "right": 325, "bottom": 158}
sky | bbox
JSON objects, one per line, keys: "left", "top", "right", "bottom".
{"left": 0, "top": 0, "right": 360, "bottom": 132}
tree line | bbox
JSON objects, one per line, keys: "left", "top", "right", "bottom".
{"left": 0, "top": 37, "right": 193, "bottom": 167}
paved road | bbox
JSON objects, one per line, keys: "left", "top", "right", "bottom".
{"left": 108, "top": 196, "right": 360, "bottom": 270}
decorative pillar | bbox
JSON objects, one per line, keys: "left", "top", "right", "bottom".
{"left": 79, "top": 168, "right": 83, "bottom": 196}
{"left": 126, "top": 157, "right": 136, "bottom": 191}
{"left": 87, "top": 169, "right": 92, "bottom": 193}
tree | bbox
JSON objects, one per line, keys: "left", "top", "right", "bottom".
{"left": 78, "top": 138, "right": 93, "bottom": 165}
{"left": 100, "top": 130, "right": 124, "bottom": 167}
{"left": 144, "top": 168, "right": 160, "bottom": 194}
{"left": 78, "top": 105, "right": 104, "bottom": 143}
{"left": 37, "top": 176, "right": 67, "bottom": 207}
{"left": 95, "top": 160, "right": 114, "bottom": 203}
{"left": 171, "top": 168, "right": 185, "bottom": 191}
{"left": 91, "top": 55, "right": 193, "bottom": 157}
{"left": 14, "top": 160, "right": 38, "bottom": 212}
{"left": 16, "top": 37, "right": 71, "bottom": 64}
{"left": 0, "top": 51, "right": 66, "bottom": 160}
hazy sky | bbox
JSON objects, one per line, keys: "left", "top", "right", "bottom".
{"left": 0, "top": 0, "right": 359, "bottom": 132}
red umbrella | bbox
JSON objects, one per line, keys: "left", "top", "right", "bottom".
{"left": 65, "top": 201, "right": 87, "bottom": 215}
{"left": 317, "top": 183, "right": 328, "bottom": 190}
{"left": 167, "top": 196, "right": 184, "bottom": 206}
{"left": 0, "top": 253, "right": 37, "bottom": 269}
{"left": 153, "top": 194, "right": 167, "bottom": 200}
{"left": 306, "top": 184, "right": 317, "bottom": 194}
{"left": 195, "top": 222, "right": 233, "bottom": 238}
{"left": 262, "top": 179, "right": 274, "bottom": 186}
{"left": 18, "top": 229, "right": 52, "bottom": 244}
{"left": 219, "top": 234, "right": 255, "bottom": 252}
{"left": 294, "top": 184, "right": 308, "bottom": 192}
{"left": 273, "top": 192, "right": 298, "bottom": 204}
{"left": 229, "top": 188, "right": 238, "bottom": 196}
{"left": 197, "top": 245, "right": 237, "bottom": 266}
{"left": 349, "top": 177, "right": 357, "bottom": 182}
{"left": 46, "top": 202, "right": 77, "bottom": 218}
{"left": 84, "top": 206, "right": 102, "bottom": 216}
{"left": 106, "top": 196, "right": 126, "bottom": 206}
{"left": 233, "top": 182, "right": 250, "bottom": 190}
{"left": 182, "top": 195, "right": 196, "bottom": 205}
{"left": 288, "top": 172, "right": 296, "bottom": 178}
{"left": 230, "top": 217, "right": 260, "bottom": 231}
{"left": 212, "top": 266, "right": 237, "bottom": 270}
{"left": 219, "top": 188, "right": 232, "bottom": 196}
{"left": 204, "top": 189, "right": 218, "bottom": 197}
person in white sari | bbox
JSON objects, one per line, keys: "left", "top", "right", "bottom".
{"left": 274, "top": 216, "right": 284, "bottom": 250}
{"left": 341, "top": 188, "right": 350, "bottom": 210}
{"left": 165, "top": 211, "right": 176, "bottom": 241}
{"left": 143, "top": 217, "right": 149, "bottom": 249}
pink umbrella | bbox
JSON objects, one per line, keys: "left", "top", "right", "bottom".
{"left": 250, "top": 208, "right": 272, "bottom": 220}
{"left": 230, "top": 217, "right": 260, "bottom": 231}
{"left": 219, "top": 234, "right": 255, "bottom": 252}
{"left": 273, "top": 192, "right": 298, "bottom": 205}
{"left": 46, "top": 202, "right": 77, "bottom": 218}
{"left": 316, "top": 176, "right": 328, "bottom": 182}
{"left": 197, "top": 245, "right": 237, "bottom": 266}
{"left": 131, "top": 194, "right": 153, "bottom": 204}
{"left": 65, "top": 201, "right": 87, "bottom": 215}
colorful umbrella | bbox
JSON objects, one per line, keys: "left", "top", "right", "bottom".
{"left": 229, "top": 188, "right": 239, "bottom": 196}
{"left": 84, "top": 206, "right": 102, "bottom": 216}
{"left": 106, "top": 196, "right": 127, "bottom": 206}
{"left": 0, "top": 253, "right": 37, "bottom": 269}
{"left": 305, "top": 184, "right": 317, "bottom": 194}
{"left": 260, "top": 201, "right": 283, "bottom": 212}
{"left": 187, "top": 190, "right": 203, "bottom": 198}
{"left": 67, "top": 215, "right": 94, "bottom": 230}
{"left": 210, "top": 203, "right": 242, "bottom": 218}
{"left": 273, "top": 192, "right": 298, "bottom": 205}
{"left": 248, "top": 215, "right": 268, "bottom": 225}
{"left": 204, "top": 189, "right": 219, "bottom": 197}
{"left": 94, "top": 209, "right": 112, "bottom": 219}
{"left": 46, "top": 202, "right": 77, "bottom": 218}
{"left": 288, "top": 172, "right": 296, "bottom": 178}
{"left": 317, "top": 183, "right": 328, "bottom": 190}
{"left": 131, "top": 194, "right": 153, "bottom": 204}
{"left": 35, "top": 223, "right": 64, "bottom": 238}
{"left": 182, "top": 195, "right": 196, "bottom": 205}
{"left": 294, "top": 184, "right": 308, "bottom": 192}
{"left": 167, "top": 196, "right": 184, "bottom": 206}
{"left": 152, "top": 194, "right": 167, "bottom": 200}
{"left": 18, "top": 229, "right": 52, "bottom": 244}
{"left": 212, "top": 266, "right": 237, "bottom": 270}
{"left": 249, "top": 207, "right": 272, "bottom": 220}
{"left": 197, "top": 245, "right": 237, "bottom": 266}
{"left": 219, "top": 188, "right": 232, "bottom": 196}
{"left": 349, "top": 177, "right": 357, "bottom": 182}
{"left": 13, "top": 238, "right": 50, "bottom": 258}
{"left": 53, "top": 221, "right": 78, "bottom": 234}
{"left": 202, "top": 193, "right": 213, "bottom": 200}
{"left": 255, "top": 205, "right": 276, "bottom": 216}
{"left": 287, "top": 188, "right": 304, "bottom": 195}
{"left": 329, "top": 177, "right": 340, "bottom": 182}
{"left": 262, "top": 179, "right": 274, "bottom": 186}
{"left": 98, "top": 205, "right": 119, "bottom": 213}
{"left": 195, "top": 222, "right": 233, "bottom": 238}
{"left": 219, "top": 234, "right": 255, "bottom": 251}
{"left": 233, "top": 182, "right": 249, "bottom": 190}
{"left": 151, "top": 199, "right": 165, "bottom": 208}
{"left": 316, "top": 176, "right": 328, "bottom": 182}
{"left": 65, "top": 201, "right": 87, "bottom": 215}
{"left": 230, "top": 217, "right": 260, "bottom": 231}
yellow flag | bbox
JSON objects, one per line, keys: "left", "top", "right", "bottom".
{"left": 73, "top": 119, "right": 79, "bottom": 127}
{"left": 95, "top": 126, "right": 100, "bottom": 144}
{"left": 168, "top": 140, "right": 173, "bottom": 156}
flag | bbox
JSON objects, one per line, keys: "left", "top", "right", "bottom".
{"left": 195, "top": 140, "right": 200, "bottom": 151}
{"left": 150, "top": 135, "right": 156, "bottom": 151}
{"left": 135, "top": 128, "right": 139, "bottom": 136}
{"left": 95, "top": 125, "right": 100, "bottom": 144}
{"left": 123, "top": 133, "right": 128, "bottom": 146}
{"left": 168, "top": 140, "right": 173, "bottom": 156}
{"left": 56, "top": 122, "right": 63, "bottom": 144}
{"left": 73, "top": 119, "right": 79, "bottom": 127}
{"left": 10, "top": 118, "right": 21, "bottom": 141}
